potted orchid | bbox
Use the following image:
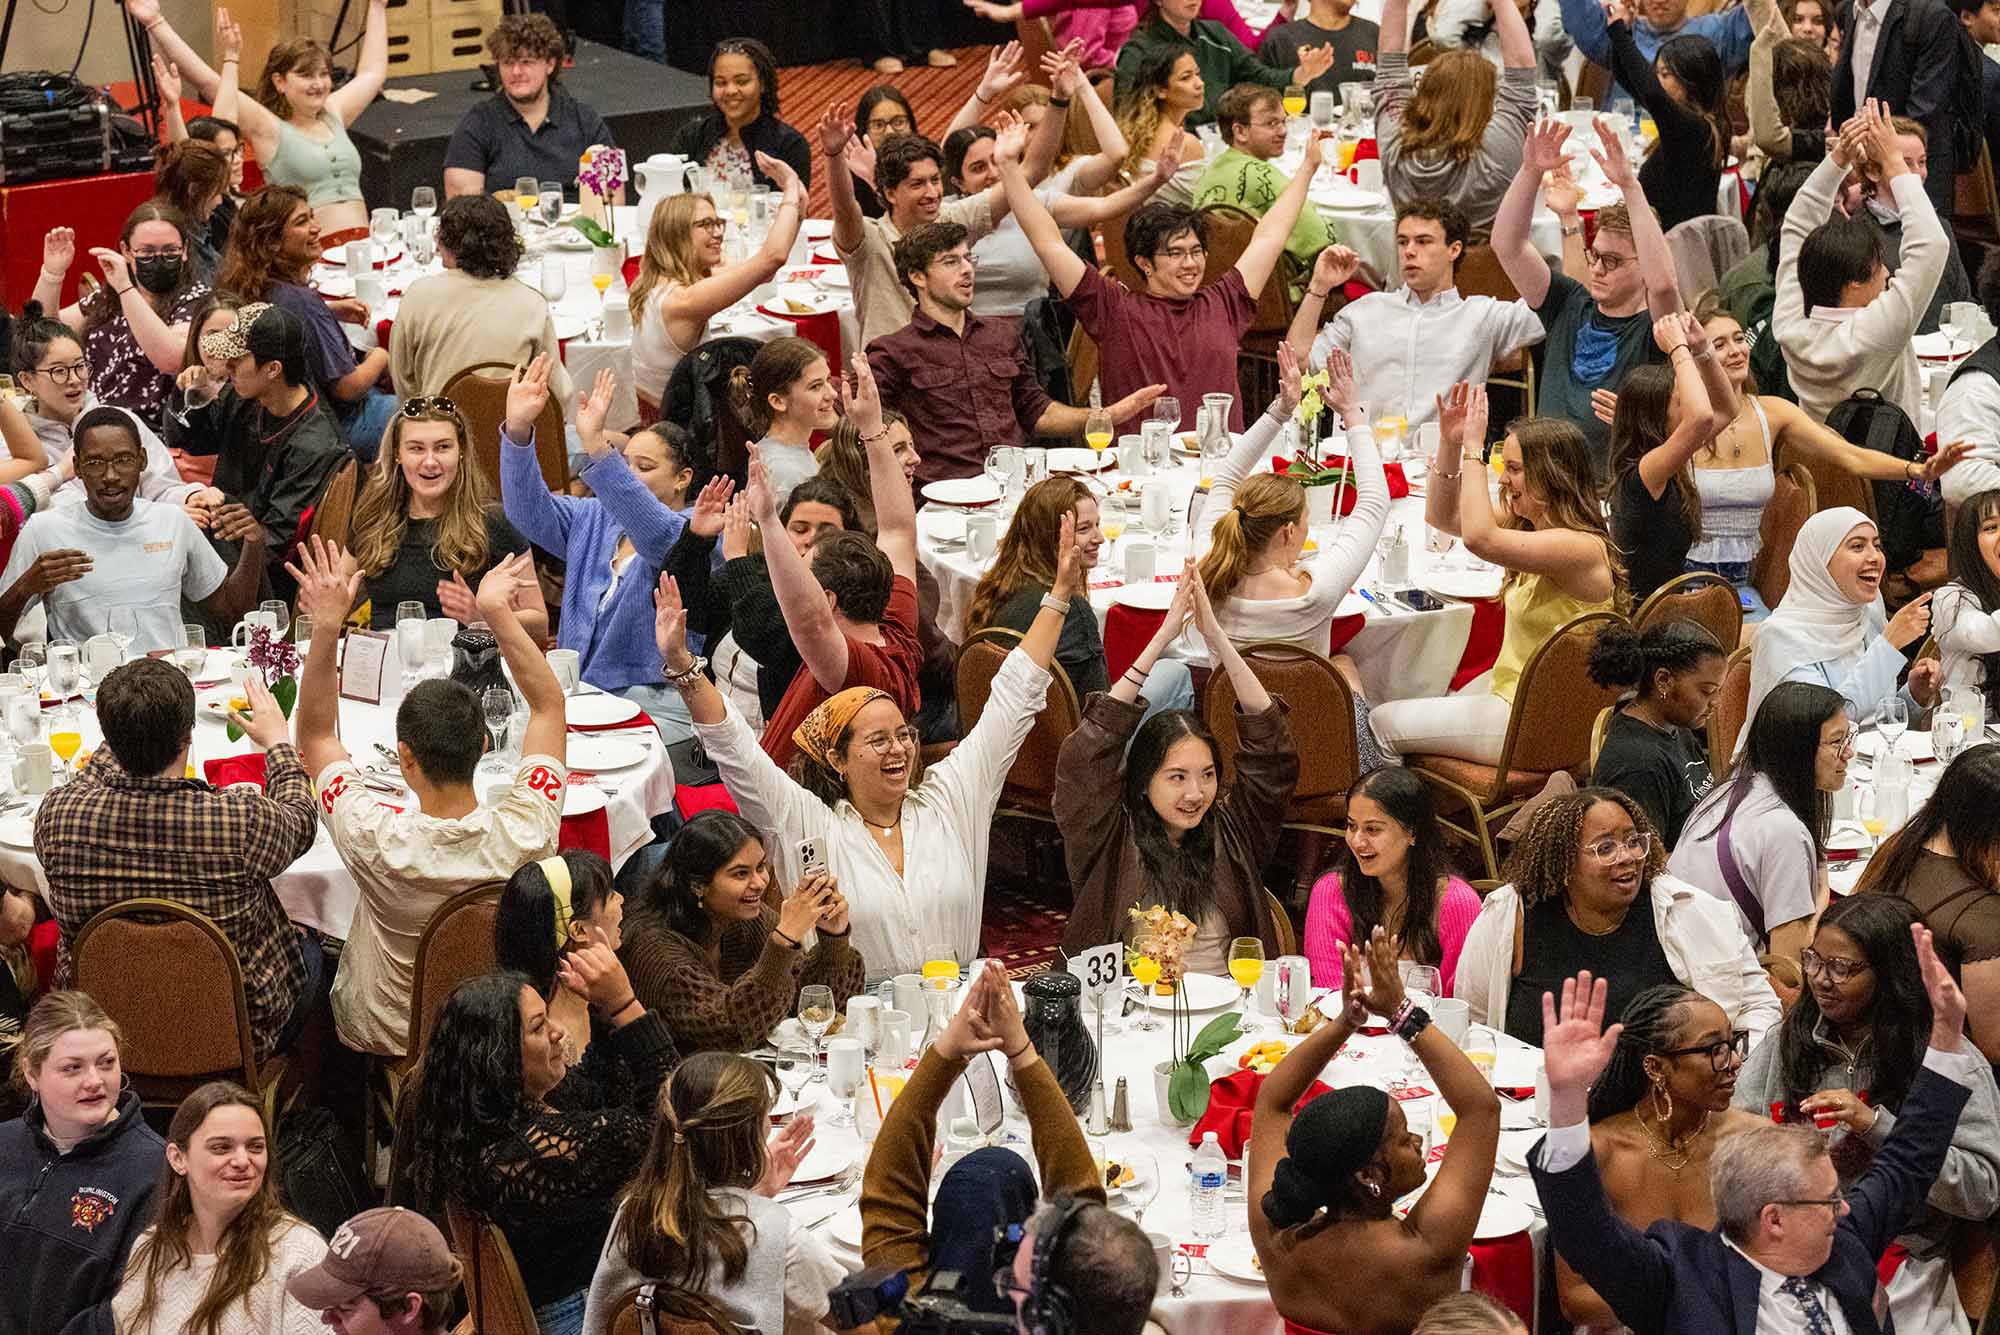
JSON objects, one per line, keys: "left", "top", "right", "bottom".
{"left": 225, "top": 626, "right": 299, "bottom": 744}
{"left": 1130, "top": 905, "right": 1243, "bottom": 1125}
{"left": 1289, "top": 367, "right": 1353, "bottom": 526}
{"left": 574, "top": 146, "right": 628, "bottom": 233}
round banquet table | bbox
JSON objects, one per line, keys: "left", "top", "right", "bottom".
{"left": 768, "top": 976, "right": 1552, "bottom": 1335}
{"left": 917, "top": 452, "right": 1501, "bottom": 706}
{"left": 0, "top": 650, "right": 674, "bottom": 941}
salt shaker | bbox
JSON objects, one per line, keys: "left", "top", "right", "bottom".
{"left": 1109, "top": 1076, "right": 1133, "bottom": 1133}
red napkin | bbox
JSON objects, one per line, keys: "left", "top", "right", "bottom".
{"left": 559, "top": 806, "right": 611, "bottom": 859}
{"left": 1270, "top": 457, "right": 1412, "bottom": 514}
{"left": 375, "top": 318, "right": 393, "bottom": 351}
{"left": 675, "top": 782, "right": 738, "bottom": 819}
{"left": 567, "top": 709, "right": 658, "bottom": 734}
{"left": 204, "top": 753, "right": 267, "bottom": 789}
{"left": 1188, "top": 1069, "right": 1333, "bottom": 1159}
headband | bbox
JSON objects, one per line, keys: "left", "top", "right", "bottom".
{"left": 540, "top": 855, "right": 574, "bottom": 949}
{"left": 792, "top": 686, "right": 891, "bottom": 769}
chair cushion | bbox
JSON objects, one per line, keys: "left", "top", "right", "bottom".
{"left": 1408, "top": 754, "right": 1551, "bottom": 800}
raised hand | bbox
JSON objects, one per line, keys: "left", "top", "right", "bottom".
{"left": 1653, "top": 313, "right": 1689, "bottom": 355}
{"left": 1916, "top": 922, "right": 1968, "bottom": 1044}
{"left": 1540, "top": 972, "right": 1622, "bottom": 1099}
{"left": 1051, "top": 509, "right": 1087, "bottom": 601}
{"left": 1926, "top": 441, "right": 1973, "bottom": 480}
{"left": 39, "top": 227, "right": 74, "bottom": 278}
{"left": 1436, "top": 381, "right": 1474, "bottom": 446}
{"left": 753, "top": 1113, "right": 817, "bottom": 1197}
{"left": 843, "top": 134, "right": 878, "bottom": 190}
{"left": 504, "top": 354, "right": 553, "bottom": 440}
{"left": 1520, "top": 117, "right": 1572, "bottom": 177}
{"left": 1300, "top": 127, "right": 1330, "bottom": 176}
{"left": 688, "top": 475, "right": 736, "bottom": 538}
{"left": 934, "top": 961, "right": 1013, "bottom": 1060}
{"left": 842, "top": 352, "right": 884, "bottom": 438}
{"left": 720, "top": 493, "right": 753, "bottom": 561}
{"left": 1294, "top": 42, "right": 1335, "bottom": 84}
{"left": 1153, "top": 130, "right": 1187, "bottom": 183}
{"left": 124, "top": 0, "right": 160, "bottom": 24}
{"left": 283, "top": 535, "right": 362, "bottom": 627}
{"left": 152, "top": 54, "right": 182, "bottom": 107}
{"left": 1353, "top": 926, "right": 1408, "bottom": 1017}
{"left": 753, "top": 150, "right": 802, "bottom": 200}
{"left": 993, "top": 117, "right": 1031, "bottom": 169}
{"left": 1311, "top": 244, "right": 1360, "bottom": 294}
{"left": 1679, "top": 310, "right": 1709, "bottom": 355}
{"left": 1324, "top": 346, "right": 1358, "bottom": 420}
{"left": 574, "top": 369, "right": 616, "bottom": 455}
{"left": 213, "top": 6, "right": 242, "bottom": 61}
{"left": 1590, "top": 116, "right": 1638, "bottom": 191}
{"left": 436, "top": 570, "right": 478, "bottom": 623}
{"left": 1187, "top": 565, "right": 1226, "bottom": 648}
{"left": 816, "top": 101, "right": 852, "bottom": 157}
{"left": 1277, "top": 340, "right": 1304, "bottom": 419}
{"left": 652, "top": 572, "right": 691, "bottom": 667}
{"left": 1860, "top": 98, "right": 1909, "bottom": 178}
{"left": 231, "top": 670, "right": 292, "bottom": 751}
{"left": 1044, "top": 39, "right": 1085, "bottom": 98}
{"left": 90, "top": 249, "right": 131, "bottom": 294}
{"left": 474, "top": 550, "right": 533, "bottom": 615}
{"left": 979, "top": 39, "right": 1027, "bottom": 104}
{"left": 1543, "top": 164, "right": 1582, "bottom": 217}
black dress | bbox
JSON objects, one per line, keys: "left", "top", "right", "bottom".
{"left": 1606, "top": 19, "right": 1723, "bottom": 232}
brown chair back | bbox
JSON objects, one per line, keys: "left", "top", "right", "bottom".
{"left": 1263, "top": 887, "right": 1299, "bottom": 956}
{"left": 611, "top": 1286, "right": 750, "bottom": 1335}
{"left": 1454, "top": 245, "right": 1522, "bottom": 302}
{"left": 1633, "top": 570, "right": 1744, "bottom": 651}
{"left": 1014, "top": 14, "right": 1057, "bottom": 83}
{"left": 1709, "top": 642, "right": 1755, "bottom": 761}
{"left": 1751, "top": 463, "right": 1816, "bottom": 610}
{"left": 1954, "top": 141, "right": 2000, "bottom": 250}
{"left": 1098, "top": 219, "right": 1146, "bottom": 290}
{"left": 407, "top": 882, "right": 504, "bottom": 1058}
{"left": 1204, "top": 641, "right": 1357, "bottom": 820}
{"left": 446, "top": 1201, "right": 540, "bottom": 1335}
{"left": 71, "top": 898, "right": 264, "bottom": 1096}
{"left": 954, "top": 628, "right": 1081, "bottom": 815}
{"left": 1066, "top": 303, "right": 1101, "bottom": 404}
{"left": 307, "top": 456, "right": 361, "bottom": 550}
{"left": 1589, "top": 705, "right": 1615, "bottom": 771}
{"left": 1198, "top": 204, "right": 1294, "bottom": 336}
{"left": 443, "top": 360, "right": 569, "bottom": 497}
{"left": 1776, "top": 437, "right": 1873, "bottom": 522}
{"left": 1492, "top": 612, "right": 1626, "bottom": 783}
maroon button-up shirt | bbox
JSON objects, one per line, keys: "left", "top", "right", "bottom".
{"left": 867, "top": 309, "right": 1055, "bottom": 490}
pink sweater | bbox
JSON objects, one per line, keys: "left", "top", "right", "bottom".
{"left": 1021, "top": 0, "right": 1272, "bottom": 52}
{"left": 1302, "top": 874, "right": 1484, "bottom": 995}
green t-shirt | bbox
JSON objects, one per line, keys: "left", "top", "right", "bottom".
{"left": 1191, "top": 147, "right": 1332, "bottom": 300}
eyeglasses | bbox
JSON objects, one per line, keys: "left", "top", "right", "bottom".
{"left": 858, "top": 726, "right": 920, "bottom": 756}
{"left": 868, "top": 115, "right": 914, "bottom": 135}
{"left": 1582, "top": 830, "right": 1652, "bottom": 863}
{"left": 27, "top": 360, "right": 89, "bottom": 385}
{"left": 401, "top": 396, "right": 458, "bottom": 417}
{"left": 1156, "top": 245, "right": 1207, "bottom": 262}
{"left": 76, "top": 453, "right": 143, "bottom": 475}
{"left": 130, "top": 246, "right": 184, "bottom": 260}
{"left": 1820, "top": 727, "right": 1859, "bottom": 756}
{"left": 1658, "top": 1029, "right": 1750, "bottom": 1072}
{"left": 1583, "top": 247, "right": 1633, "bottom": 272}
{"left": 1800, "top": 948, "right": 1871, "bottom": 984}
{"left": 1774, "top": 1189, "right": 1847, "bottom": 1212}
{"left": 692, "top": 217, "right": 728, "bottom": 234}
{"left": 1247, "top": 117, "right": 1289, "bottom": 131}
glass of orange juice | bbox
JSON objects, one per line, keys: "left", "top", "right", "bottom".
{"left": 1282, "top": 83, "right": 1307, "bottom": 119}
{"left": 1228, "top": 936, "right": 1265, "bottom": 1029}
{"left": 1128, "top": 938, "right": 1165, "bottom": 1032}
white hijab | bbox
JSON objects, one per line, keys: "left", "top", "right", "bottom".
{"left": 1744, "top": 507, "right": 1888, "bottom": 734}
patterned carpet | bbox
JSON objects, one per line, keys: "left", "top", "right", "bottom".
{"left": 776, "top": 45, "right": 994, "bottom": 218}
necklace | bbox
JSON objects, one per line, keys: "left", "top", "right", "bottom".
{"left": 1637, "top": 1100, "right": 1710, "bottom": 1172}
{"left": 1564, "top": 901, "right": 1623, "bottom": 937}
{"left": 1703, "top": 415, "right": 1753, "bottom": 464}
{"left": 866, "top": 813, "right": 901, "bottom": 839}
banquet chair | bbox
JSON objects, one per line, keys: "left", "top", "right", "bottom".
{"left": 1204, "top": 640, "right": 1357, "bottom": 837}
{"left": 305, "top": 456, "right": 361, "bottom": 550}
{"left": 1664, "top": 216, "right": 1749, "bottom": 309}
{"left": 1013, "top": 13, "right": 1057, "bottom": 84}
{"left": 1751, "top": 463, "right": 1816, "bottom": 610}
{"left": 1633, "top": 570, "right": 1743, "bottom": 651}
{"left": 446, "top": 1200, "right": 539, "bottom": 1335}
{"left": 1709, "top": 643, "right": 1754, "bottom": 761}
{"left": 954, "top": 627, "right": 1081, "bottom": 823}
{"left": 1404, "top": 612, "right": 1626, "bottom": 878}
{"left": 1589, "top": 705, "right": 1614, "bottom": 771}
{"left": 71, "top": 898, "right": 289, "bottom": 1121}
{"left": 1264, "top": 887, "right": 1299, "bottom": 956}
{"left": 611, "top": 1284, "right": 750, "bottom": 1335}
{"left": 444, "top": 359, "right": 569, "bottom": 496}
{"left": 1455, "top": 245, "right": 1537, "bottom": 413}
{"left": 1198, "top": 205, "right": 1297, "bottom": 408}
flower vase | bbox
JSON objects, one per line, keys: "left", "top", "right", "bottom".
{"left": 1307, "top": 481, "right": 1336, "bottom": 526}
{"left": 1154, "top": 1059, "right": 1195, "bottom": 1127}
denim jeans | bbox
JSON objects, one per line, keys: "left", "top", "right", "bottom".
{"left": 334, "top": 389, "right": 399, "bottom": 465}
{"left": 272, "top": 927, "right": 327, "bottom": 1056}
{"left": 623, "top": 0, "right": 664, "bottom": 61}
{"left": 614, "top": 680, "right": 694, "bottom": 746}
{"left": 534, "top": 1289, "right": 587, "bottom": 1335}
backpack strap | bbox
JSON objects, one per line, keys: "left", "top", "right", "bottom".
{"left": 1714, "top": 784, "right": 1769, "bottom": 949}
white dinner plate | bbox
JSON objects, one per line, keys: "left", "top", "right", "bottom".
{"left": 1421, "top": 568, "right": 1503, "bottom": 601}
{"left": 1474, "top": 1193, "right": 1535, "bottom": 1240}
{"left": 562, "top": 784, "right": 607, "bottom": 817}
{"left": 791, "top": 1140, "right": 853, "bottom": 1185}
{"left": 1128, "top": 971, "right": 1237, "bottom": 1012}
{"left": 1854, "top": 729, "right": 1934, "bottom": 761}
{"left": 827, "top": 1205, "right": 864, "bottom": 1250}
{"left": 0, "top": 815, "right": 33, "bottom": 849}
{"left": 1495, "top": 1127, "right": 1545, "bottom": 1176}
{"left": 801, "top": 217, "right": 835, "bottom": 240}
{"left": 763, "top": 283, "right": 839, "bottom": 316}
{"left": 567, "top": 735, "right": 649, "bottom": 772}
{"left": 920, "top": 511, "right": 967, "bottom": 546}
{"left": 921, "top": 477, "right": 1003, "bottom": 508}
{"left": 1110, "top": 581, "right": 1180, "bottom": 611}
{"left": 314, "top": 272, "right": 355, "bottom": 299}
{"left": 552, "top": 313, "right": 590, "bottom": 342}
{"left": 1047, "top": 446, "right": 1117, "bottom": 474}
{"left": 816, "top": 267, "right": 851, "bottom": 290}
{"left": 1914, "top": 332, "right": 1975, "bottom": 360}
{"left": 319, "top": 243, "right": 401, "bottom": 268}
{"left": 544, "top": 228, "right": 594, "bottom": 252}
{"left": 566, "top": 693, "right": 642, "bottom": 727}
{"left": 1206, "top": 1236, "right": 1266, "bottom": 1283}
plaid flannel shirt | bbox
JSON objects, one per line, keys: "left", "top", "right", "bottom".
{"left": 37, "top": 742, "right": 320, "bottom": 1060}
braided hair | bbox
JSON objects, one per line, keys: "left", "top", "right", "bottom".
{"left": 1502, "top": 787, "right": 1666, "bottom": 910}
{"left": 1586, "top": 984, "right": 1705, "bottom": 1123}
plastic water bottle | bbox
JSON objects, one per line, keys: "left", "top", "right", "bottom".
{"left": 1190, "top": 1132, "right": 1228, "bottom": 1239}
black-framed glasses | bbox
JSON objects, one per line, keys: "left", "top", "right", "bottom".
{"left": 1658, "top": 1029, "right": 1750, "bottom": 1072}
{"left": 401, "top": 396, "right": 458, "bottom": 417}
{"left": 858, "top": 726, "right": 920, "bottom": 756}
{"left": 1800, "top": 948, "right": 1871, "bottom": 984}
{"left": 27, "top": 360, "right": 89, "bottom": 385}
{"left": 1584, "top": 247, "right": 1632, "bottom": 272}
{"left": 868, "top": 114, "right": 914, "bottom": 135}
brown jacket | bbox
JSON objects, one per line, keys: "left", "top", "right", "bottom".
{"left": 619, "top": 904, "right": 864, "bottom": 1054}
{"left": 1055, "top": 692, "right": 1298, "bottom": 956}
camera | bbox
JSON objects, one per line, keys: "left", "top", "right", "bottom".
{"left": 827, "top": 1266, "right": 1018, "bottom": 1334}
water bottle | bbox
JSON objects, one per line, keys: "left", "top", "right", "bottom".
{"left": 1190, "top": 1131, "right": 1228, "bottom": 1239}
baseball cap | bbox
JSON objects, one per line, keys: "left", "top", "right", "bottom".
{"left": 286, "top": 1207, "right": 460, "bottom": 1309}
{"left": 198, "top": 302, "right": 307, "bottom": 365}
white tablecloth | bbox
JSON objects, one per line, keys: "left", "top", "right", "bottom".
{"left": 777, "top": 979, "right": 1549, "bottom": 1335}
{"left": 0, "top": 654, "right": 673, "bottom": 940}
{"left": 918, "top": 455, "right": 1495, "bottom": 705}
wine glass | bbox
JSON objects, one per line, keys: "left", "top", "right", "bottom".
{"left": 410, "top": 186, "right": 437, "bottom": 220}
{"left": 798, "top": 985, "right": 835, "bottom": 1083}
{"left": 514, "top": 176, "right": 539, "bottom": 223}
{"left": 922, "top": 941, "right": 960, "bottom": 987}
{"left": 1084, "top": 408, "right": 1113, "bottom": 460}
{"left": 1283, "top": 82, "right": 1307, "bottom": 119}
{"left": 539, "top": 182, "right": 564, "bottom": 228}
{"left": 170, "top": 368, "right": 217, "bottom": 427}
{"left": 540, "top": 255, "right": 568, "bottom": 304}
{"left": 1127, "top": 936, "right": 1163, "bottom": 1033}
{"left": 1229, "top": 937, "right": 1266, "bottom": 1028}
{"left": 482, "top": 687, "right": 516, "bottom": 759}
{"left": 369, "top": 206, "right": 399, "bottom": 258}
{"left": 395, "top": 601, "right": 427, "bottom": 691}
{"left": 773, "top": 1048, "right": 815, "bottom": 1122}
{"left": 1119, "top": 1149, "right": 1160, "bottom": 1229}
{"left": 1149, "top": 396, "right": 1181, "bottom": 431}
{"left": 14, "top": 646, "right": 44, "bottom": 698}
{"left": 259, "top": 599, "right": 290, "bottom": 640}
{"left": 1875, "top": 695, "right": 1908, "bottom": 756}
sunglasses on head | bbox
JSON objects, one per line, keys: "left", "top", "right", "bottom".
{"left": 401, "top": 396, "right": 458, "bottom": 417}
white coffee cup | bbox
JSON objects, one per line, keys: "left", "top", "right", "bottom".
{"left": 1123, "top": 538, "right": 1157, "bottom": 584}
{"left": 1353, "top": 158, "right": 1384, "bottom": 192}
{"left": 354, "top": 274, "right": 387, "bottom": 309}
{"left": 844, "top": 995, "right": 881, "bottom": 1055}
{"left": 230, "top": 610, "right": 277, "bottom": 649}
{"left": 878, "top": 1009, "right": 913, "bottom": 1067}
{"left": 17, "top": 743, "right": 51, "bottom": 795}
{"left": 825, "top": 1036, "right": 865, "bottom": 1096}
{"left": 965, "top": 511, "right": 999, "bottom": 561}
{"left": 893, "top": 972, "right": 923, "bottom": 1019}
{"left": 1432, "top": 996, "right": 1471, "bottom": 1045}
{"left": 602, "top": 296, "right": 632, "bottom": 339}
{"left": 1140, "top": 480, "right": 1172, "bottom": 532}
{"left": 1148, "top": 1231, "right": 1174, "bottom": 1294}
{"left": 546, "top": 648, "right": 582, "bottom": 695}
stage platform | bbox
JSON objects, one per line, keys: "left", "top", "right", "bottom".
{"left": 346, "top": 39, "right": 709, "bottom": 210}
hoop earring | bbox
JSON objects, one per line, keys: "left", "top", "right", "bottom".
{"left": 1651, "top": 1077, "right": 1674, "bottom": 1124}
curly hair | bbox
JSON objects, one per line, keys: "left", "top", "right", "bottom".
{"left": 436, "top": 193, "right": 525, "bottom": 281}
{"left": 405, "top": 971, "right": 535, "bottom": 1213}
{"left": 1115, "top": 48, "right": 1191, "bottom": 180}
{"left": 1503, "top": 786, "right": 1665, "bottom": 909}
{"left": 488, "top": 12, "right": 565, "bottom": 67}
{"left": 1586, "top": 984, "right": 1706, "bottom": 1123}
{"left": 218, "top": 184, "right": 312, "bottom": 299}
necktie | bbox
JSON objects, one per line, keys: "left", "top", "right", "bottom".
{"left": 1780, "top": 1275, "right": 1837, "bottom": 1335}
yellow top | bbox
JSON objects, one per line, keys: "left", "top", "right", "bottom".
{"left": 1489, "top": 571, "right": 1615, "bottom": 703}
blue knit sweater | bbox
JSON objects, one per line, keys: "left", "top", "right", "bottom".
{"left": 500, "top": 427, "right": 686, "bottom": 692}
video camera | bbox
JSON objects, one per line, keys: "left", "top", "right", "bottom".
{"left": 827, "top": 1266, "right": 1018, "bottom": 1335}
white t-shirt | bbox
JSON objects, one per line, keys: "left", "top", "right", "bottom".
{"left": 321, "top": 751, "right": 566, "bottom": 1056}
{"left": 0, "top": 498, "right": 227, "bottom": 650}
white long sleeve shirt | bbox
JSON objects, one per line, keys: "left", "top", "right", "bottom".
{"left": 1309, "top": 286, "right": 1544, "bottom": 427}
{"left": 1932, "top": 582, "right": 2000, "bottom": 697}
{"left": 692, "top": 646, "right": 1051, "bottom": 980}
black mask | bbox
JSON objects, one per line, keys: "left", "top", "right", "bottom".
{"left": 132, "top": 254, "right": 183, "bottom": 294}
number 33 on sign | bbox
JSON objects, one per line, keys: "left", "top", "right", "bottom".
{"left": 1069, "top": 942, "right": 1122, "bottom": 1001}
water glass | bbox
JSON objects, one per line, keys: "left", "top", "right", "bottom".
{"left": 45, "top": 642, "right": 79, "bottom": 700}
{"left": 410, "top": 186, "right": 437, "bottom": 219}
{"left": 540, "top": 255, "right": 568, "bottom": 303}
{"left": 1309, "top": 90, "right": 1336, "bottom": 129}
{"left": 395, "top": 601, "right": 426, "bottom": 689}
{"left": 1933, "top": 711, "right": 1967, "bottom": 766}
{"left": 292, "top": 614, "right": 314, "bottom": 649}
{"left": 369, "top": 207, "right": 399, "bottom": 255}
{"left": 823, "top": 1037, "right": 864, "bottom": 1127}
{"left": 538, "top": 182, "right": 564, "bottom": 228}
{"left": 482, "top": 686, "right": 516, "bottom": 757}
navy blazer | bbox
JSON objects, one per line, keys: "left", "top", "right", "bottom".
{"left": 1529, "top": 1062, "right": 1972, "bottom": 1335}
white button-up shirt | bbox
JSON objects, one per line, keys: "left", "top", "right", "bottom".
{"left": 1850, "top": 0, "right": 1892, "bottom": 116}
{"left": 1308, "top": 285, "right": 1544, "bottom": 426}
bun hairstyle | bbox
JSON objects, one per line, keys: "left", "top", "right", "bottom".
{"left": 1586, "top": 619, "right": 1724, "bottom": 701}
{"left": 726, "top": 336, "right": 826, "bottom": 438}
{"left": 1197, "top": 471, "right": 1306, "bottom": 603}
{"left": 1262, "top": 1085, "right": 1392, "bottom": 1230}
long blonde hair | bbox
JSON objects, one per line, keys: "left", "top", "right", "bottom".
{"left": 1198, "top": 472, "right": 1306, "bottom": 604}
{"left": 1116, "top": 49, "right": 1188, "bottom": 180}
{"left": 629, "top": 192, "right": 714, "bottom": 328}
{"left": 348, "top": 401, "right": 495, "bottom": 580}
{"left": 1397, "top": 50, "right": 1498, "bottom": 164}
{"left": 967, "top": 476, "right": 1093, "bottom": 635}
{"left": 120, "top": 1083, "right": 302, "bottom": 1335}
